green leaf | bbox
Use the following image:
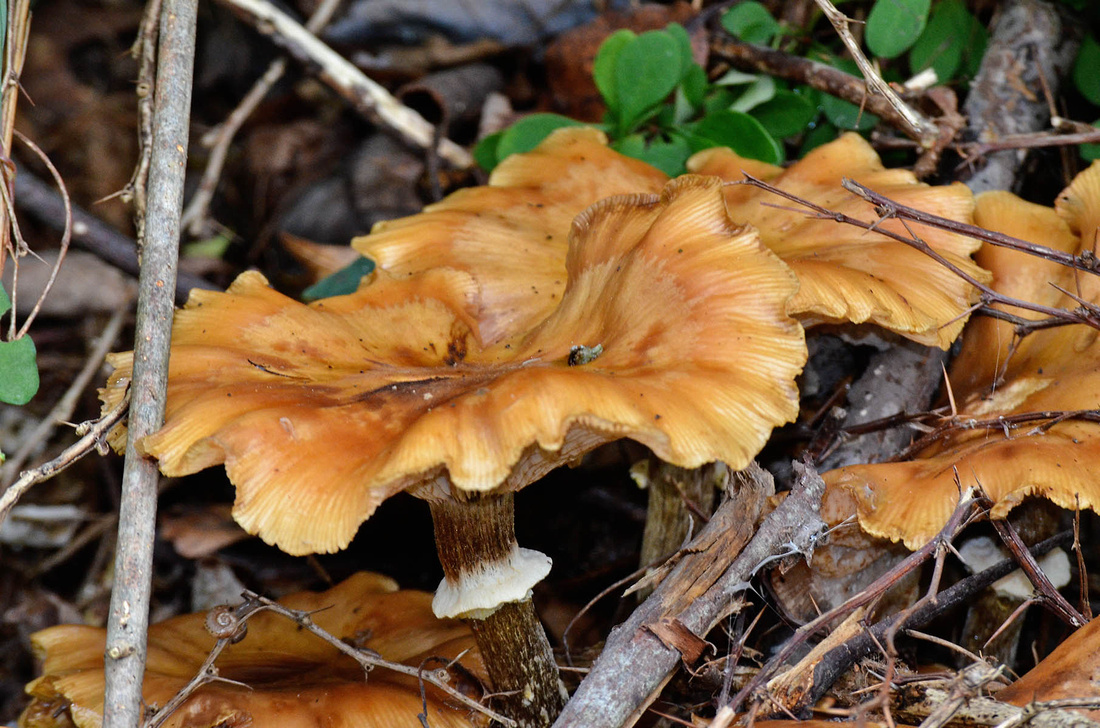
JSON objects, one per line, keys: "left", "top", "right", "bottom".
{"left": 688, "top": 110, "right": 784, "bottom": 164}
{"left": 1082, "top": 120, "right": 1100, "bottom": 161}
{"left": 720, "top": 2, "right": 782, "bottom": 45}
{"left": 730, "top": 76, "right": 777, "bottom": 113}
{"left": 182, "top": 233, "right": 232, "bottom": 259}
{"left": 680, "top": 64, "right": 709, "bottom": 109}
{"left": 495, "top": 114, "right": 589, "bottom": 162}
{"left": 473, "top": 131, "right": 504, "bottom": 172}
{"left": 611, "top": 134, "right": 647, "bottom": 159}
{"left": 712, "top": 68, "right": 760, "bottom": 87}
{"left": 0, "top": 335, "right": 39, "bottom": 405}
{"left": 1074, "top": 34, "right": 1100, "bottom": 107}
{"left": 750, "top": 90, "right": 817, "bottom": 138}
{"left": 801, "top": 121, "right": 840, "bottom": 155}
{"left": 909, "top": 0, "right": 986, "bottom": 83}
{"left": 302, "top": 257, "right": 376, "bottom": 301}
{"left": 634, "top": 136, "right": 693, "bottom": 176}
{"left": 819, "top": 58, "right": 880, "bottom": 131}
{"left": 593, "top": 29, "right": 635, "bottom": 118}
{"left": 666, "top": 23, "right": 695, "bottom": 81}
{"left": 0, "top": 282, "right": 10, "bottom": 317}
{"left": 613, "top": 30, "right": 684, "bottom": 133}
{"left": 866, "top": 0, "right": 931, "bottom": 59}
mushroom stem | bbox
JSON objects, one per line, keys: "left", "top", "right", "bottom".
{"left": 429, "top": 494, "right": 566, "bottom": 728}
{"left": 636, "top": 460, "right": 722, "bottom": 598}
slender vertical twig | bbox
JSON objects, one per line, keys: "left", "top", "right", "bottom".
{"left": 101, "top": 1, "right": 198, "bottom": 725}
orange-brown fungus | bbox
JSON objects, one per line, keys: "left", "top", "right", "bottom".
{"left": 822, "top": 162, "right": 1100, "bottom": 549}
{"left": 357, "top": 129, "right": 984, "bottom": 350}
{"left": 20, "top": 573, "right": 488, "bottom": 728}
{"left": 100, "top": 176, "right": 806, "bottom": 555}
{"left": 996, "top": 613, "right": 1100, "bottom": 720}
{"left": 688, "top": 133, "right": 986, "bottom": 348}
{"left": 355, "top": 127, "right": 669, "bottom": 345}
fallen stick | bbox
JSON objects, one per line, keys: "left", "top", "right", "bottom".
{"left": 552, "top": 461, "right": 827, "bottom": 728}
{"left": 214, "top": 0, "right": 472, "bottom": 168}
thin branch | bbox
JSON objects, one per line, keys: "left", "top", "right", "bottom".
{"left": 0, "top": 390, "right": 130, "bottom": 527}
{"left": 11, "top": 131, "right": 72, "bottom": 339}
{"left": 143, "top": 596, "right": 513, "bottom": 728}
{"left": 180, "top": 0, "right": 343, "bottom": 236}
{"left": 842, "top": 179, "right": 1100, "bottom": 276}
{"left": 809, "top": 0, "right": 931, "bottom": 138}
{"left": 710, "top": 38, "right": 929, "bottom": 144}
{"left": 1, "top": 304, "right": 129, "bottom": 486}
{"left": 738, "top": 174, "right": 1100, "bottom": 335}
{"left": 102, "top": 1, "right": 197, "bottom": 725}
{"left": 212, "top": 0, "right": 472, "bottom": 168}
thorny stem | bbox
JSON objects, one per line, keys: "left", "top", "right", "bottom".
{"left": 810, "top": 0, "right": 931, "bottom": 139}
{"left": 729, "top": 489, "right": 982, "bottom": 714}
{"left": 142, "top": 595, "right": 512, "bottom": 728}
{"left": 984, "top": 500, "right": 1087, "bottom": 627}
{"left": 842, "top": 179, "right": 1100, "bottom": 277}
{"left": 802, "top": 530, "right": 1075, "bottom": 711}
{"left": 738, "top": 175, "right": 1100, "bottom": 336}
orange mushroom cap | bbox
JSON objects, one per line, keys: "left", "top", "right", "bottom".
{"left": 355, "top": 127, "right": 669, "bottom": 346}
{"left": 821, "top": 162, "right": 1100, "bottom": 549}
{"left": 356, "top": 129, "right": 984, "bottom": 351}
{"left": 101, "top": 176, "right": 806, "bottom": 555}
{"left": 687, "top": 133, "right": 987, "bottom": 348}
{"left": 20, "top": 573, "right": 488, "bottom": 728}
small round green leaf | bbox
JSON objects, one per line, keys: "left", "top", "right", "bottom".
{"left": 1082, "top": 120, "right": 1100, "bottom": 161}
{"left": 0, "top": 335, "right": 39, "bottom": 405}
{"left": 634, "top": 136, "right": 693, "bottom": 176}
{"left": 730, "top": 76, "right": 777, "bottom": 113}
{"left": 613, "top": 30, "right": 684, "bottom": 133}
{"left": 909, "top": 0, "right": 986, "bottom": 83}
{"left": 302, "top": 256, "right": 376, "bottom": 301}
{"left": 819, "top": 58, "right": 879, "bottom": 131}
{"left": 593, "top": 29, "right": 635, "bottom": 115}
{"left": 866, "top": 0, "right": 931, "bottom": 59}
{"left": 1074, "top": 34, "right": 1100, "bottom": 107}
{"left": 688, "top": 110, "right": 784, "bottom": 164}
{"left": 720, "top": 2, "right": 782, "bottom": 45}
{"left": 495, "top": 114, "right": 589, "bottom": 162}
{"left": 473, "top": 131, "right": 504, "bottom": 172}
{"left": 0, "top": 283, "right": 10, "bottom": 317}
{"left": 750, "top": 91, "right": 817, "bottom": 138}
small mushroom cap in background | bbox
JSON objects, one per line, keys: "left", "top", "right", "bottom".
{"left": 20, "top": 572, "right": 488, "bottom": 728}
{"left": 820, "top": 162, "right": 1100, "bottom": 550}
{"left": 100, "top": 176, "right": 806, "bottom": 556}
{"left": 688, "top": 133, "right": 987, "bottom": 349}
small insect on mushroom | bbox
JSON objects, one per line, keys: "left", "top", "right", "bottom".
{"left": 567, "top": 343, "right": 603, "bottom": 366}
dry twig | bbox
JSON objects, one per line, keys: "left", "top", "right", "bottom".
{"left": 213, "top": 0, "right": 472, "bottom": 168}
{"left": 180, "top": 0, "right": 344, "bottom": 236}
{"left": 809, "top": 0, "right": 930, "bottom": 138}
{"left": 0, "top": 390, "right": 130, "bottom": 527}
{"left": 738, "top": 175, "right": 1100, "bottom": 336}
{"left": 553, "top": 460, "right": 827, "bottom": 728}
{"left": 102, "top": 2, "right": 197, "bottom": 725}
{"left": 142, "top": 595, "right": 513, "bottom": 728}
